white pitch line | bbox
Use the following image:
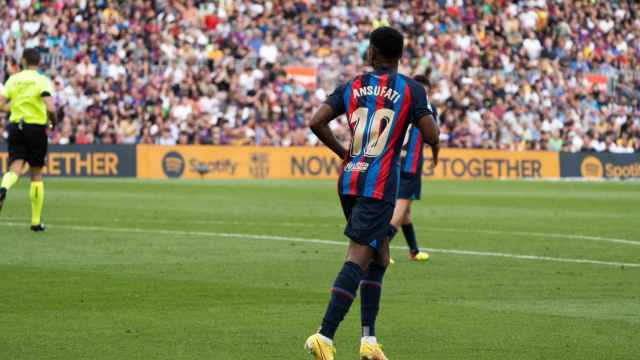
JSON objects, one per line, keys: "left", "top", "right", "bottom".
{"left": 115, "top": 220, "right": 640, "bottom": 247}
{"left": 0, "top": 222, "right": 638, "bottom": 269}
{"left": 425, "top": 227, "right": 640, "bottom": 247}
{"left": 179, "top": 221, "right": 640, "bottom": 247}
{"left": 3, "top": 216, "right": 639, "bottom": 247}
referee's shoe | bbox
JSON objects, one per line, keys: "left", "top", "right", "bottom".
{"left": 30, "top": 223, "right": 46, "bottom": 232}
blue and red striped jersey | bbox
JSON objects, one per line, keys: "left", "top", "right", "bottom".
{"left": 401, "top": 102, "right": 437, "bottom": 175}
{"left": 401, "top": 125, "right": 425, "bottom": 175}
{"left": 324, "top": 70, "right": 433, "bottom": 203}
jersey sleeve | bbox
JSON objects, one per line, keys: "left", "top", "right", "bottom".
{"left": 323, "top": 83, "right": 346, "bottom": 116}
{"left": 38, "top": 76, "right": 54, "bottom": 97}
{"left": 410, "top": 82, "right": 435, "bottom": 124}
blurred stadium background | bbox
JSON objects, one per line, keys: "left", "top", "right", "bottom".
{"left": 0, "top": 0, "right": 638, "bottom": 151}
{"left": 0, "top": 1, "right": 639, "bottom": 360}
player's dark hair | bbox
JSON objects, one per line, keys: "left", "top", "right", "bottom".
{"left": 22, "top": 48, "right": 41, "bottom": 66}
{"left": 369, "top": 26, "right": 404, "bottom": 60}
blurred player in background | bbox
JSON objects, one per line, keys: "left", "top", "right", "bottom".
{"left": 305, "top": 27, "right": 440, "bottom": 360}
{"left": 0, "top": 48, "right": 57, "bottom": 231}
{"left": 389, "top": 75, "right": 438, "bottom": 262}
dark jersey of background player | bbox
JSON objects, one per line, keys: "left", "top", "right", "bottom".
{"left": 324, "top": 73, "right": 433, "bottom": 203}
{"left": 400, "top": 104, "right": 438, "bottom": 175}
{"left": 402, "top": 125, "right": 425, "bottom": 176}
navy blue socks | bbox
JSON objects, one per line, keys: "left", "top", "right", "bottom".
{"left": 360, "top": 262, "right": 387, "bottom": 337}
{"left": 387, "top": 224, "right": 398, "bottom": 242}
{"left": 320, "top": 261, "right": 365, "bottom": 339}
{"left": 402, "top": 223, "right": 419, "bottom": 255}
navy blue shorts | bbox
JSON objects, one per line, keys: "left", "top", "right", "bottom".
{"left": 340, "top": 195, "right": 395, "bottom": 251}
{"left": 398, "top": 172, "right": 422, "bottom": 200}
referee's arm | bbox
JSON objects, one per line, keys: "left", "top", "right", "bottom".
{"left": 42, "top": 94, "right": 57, "bottom": 125}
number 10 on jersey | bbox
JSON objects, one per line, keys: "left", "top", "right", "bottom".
{"left": 349, "top": 107, "right": 395, "bottom": 157}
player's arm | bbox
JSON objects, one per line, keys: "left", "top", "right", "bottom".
{"left": 412, "top": 83, "right": 440, "bottom": 166}
{"left": 310, "top": 84, "right": 348, "bottom": 159}
{"left": 415, "top": 113, "right": 440, "bottom": 166}
{"left": 310, "top": 104, "right": 347, "bottom": 159}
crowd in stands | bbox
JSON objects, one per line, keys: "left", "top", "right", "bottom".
{"left": 0, "top": 0, "right": 639, "bottom": 153}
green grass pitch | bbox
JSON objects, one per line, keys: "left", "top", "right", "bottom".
{"left": 0, "top": 178, "right": 639, "bottom": 359}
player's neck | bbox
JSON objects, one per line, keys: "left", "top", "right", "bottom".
{"left": 372, "top": 65, "right": 397, "bottom": 73}
{"left": 372, "top": 61, "right": 397, "bottom": 73}
{"left": 24, "top": 66, "right": 38, "bottom": 72}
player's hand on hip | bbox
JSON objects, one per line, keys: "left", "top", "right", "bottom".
{"left": 341, "top": 148, "right": 350, "bottom": 166}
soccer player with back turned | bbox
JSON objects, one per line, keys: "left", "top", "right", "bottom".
{"left": 0, "top": 48, "right": 57, "bottom": 231}
{"left": 305, "top": 27, "right": 440, "bottom": 360}
{"left": 389, "top": 75, "right": 438, "bottom": 262}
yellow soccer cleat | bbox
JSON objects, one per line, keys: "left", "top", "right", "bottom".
{"left": 359, "top": 340, "right": 389, "bottom": 360}
{"left": 409, "top": 251, "right": 430, "bottom": 262}
{"left": 389, "top": 258, "right": 395, "bottom": 265}
{"left": 304, "top": 333, "right": 336, "bottom": 360}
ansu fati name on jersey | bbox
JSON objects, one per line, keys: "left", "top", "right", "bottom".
{"left": 352, "top": 85, "right": 401, "bottom": 103}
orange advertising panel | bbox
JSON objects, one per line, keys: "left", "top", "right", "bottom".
{"left": 136, "top": 146, "right": 559, "bottom": 180}
{"left": 136, "top": 145, "right": 342, "bottom": 180}
{"left": 422, "top": 148, "right": 560, "bottom": 180}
